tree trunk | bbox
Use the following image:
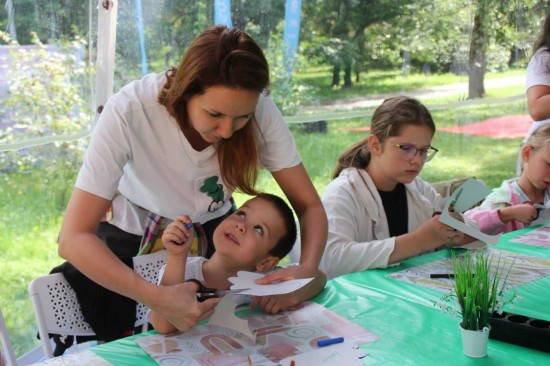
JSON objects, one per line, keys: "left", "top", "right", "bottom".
{"left": 468, "top": 13, "right": 486, "bottom": 99}
{"left": 331, "top": 64, "right": 341, "bottom": 87}
{"left": 343, "top": 60, "right": 352, "bottom": 87}
{"left": 5, "top": 0, "right": 17, "bottom": 42}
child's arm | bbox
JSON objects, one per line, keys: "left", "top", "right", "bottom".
{"left": 497, "top": 204, "right": 539, "bottom": 224}
{"left": 151, "top": 215, "right": 194, "bottom": 334}
{"left": 250, "top": 267, "right": 328, "bottom": 314}
{"left": 465, "top": 203, "right": 538, "bottom": 235}
{"left": 389, "top": 215, "right": 465, "bottom": 264}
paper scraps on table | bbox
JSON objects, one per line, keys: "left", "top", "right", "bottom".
{"left": 135, "top": 301, "right": 379, "bottom": 365}
{"left": 439, "top": 177, "right": 501, "bottom": 245}
{"left": 279, "top": 342, "right": 367, "bottom": 366}
{"left": 28, "top": 349, "right": 111, "bottom": 366}
{"left": 228, "top": 271, "right": 314, "bottom": 296}
{"left": 207, "top": 294, "right": 256, "bottom": 342}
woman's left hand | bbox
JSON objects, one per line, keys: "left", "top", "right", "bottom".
{"left": 251, "top": 266, "right": 327, "bottom": 314}
{"left": 251, "top": 266, "right": 300, "bottom": 314}
{"left": 255, "top": 263, "right": 311, "bottom": 285}
{"left": 250, "top": 293, "right": 300, "bottom": 314}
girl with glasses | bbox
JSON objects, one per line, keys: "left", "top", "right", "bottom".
{"left": 320, "top": 96, "right": 475, "bottom": 279}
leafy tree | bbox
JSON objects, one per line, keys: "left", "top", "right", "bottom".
{"left": 467, "top": 0, "right": 528, "bottom": 98}
{"left": 0, "top": 0, "right": 88, "bottom": 45}
{"left": 0, "top": 32, "right": 89, "bottom": 144}
{"left": 301, "top": 0, "right": 411, "bottom": 88}
{"left": 231, "top": 0, "right": 285, "bottom": 49}
{"left": 392, "top": 0, "right": 471, "bottom": 74}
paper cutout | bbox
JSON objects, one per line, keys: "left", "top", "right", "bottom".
{"left": 439, "top": 178, "right": 501, "bottom": 245}
{"left": 279, "top": 342, "right": 368, "bottom": 366}
{"left": 135, "top": 302, "right": 379, "bottom": 365}
{"left": 207, "top": 294, "right": 256, "bottom": 342}
{"left": 228, "top": 271, "right": 314, "bottom": 296}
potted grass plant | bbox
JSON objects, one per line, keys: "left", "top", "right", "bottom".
{"left": 437, "top": 250, "right": 517, "bottom": 358}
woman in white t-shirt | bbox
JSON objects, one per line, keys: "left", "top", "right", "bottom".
{"left": 57, "top": 26, "right": 327, "bottom": 337}
{"left": 527, "top": 11, "right": 550, "bottom": 124}
{"left": 523, "top": 11, "right": 550, "bottom": 173}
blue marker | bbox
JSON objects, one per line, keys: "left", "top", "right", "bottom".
{"left": 173, "top": 223, "right": 193, "bottom": 245}
{"left": 317, "top": 337, "right": 344, "bottom": 347}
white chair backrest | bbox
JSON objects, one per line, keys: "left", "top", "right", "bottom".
{"left": 28, "top": 272, "right": 94, "bottom": 358}
{"left": 0, "top": 307, "right": 17, "bottom": 366}
{"left": 133, "top": 250, "right": 167, "bottom": 326}
{"left": 28, "top": 250, "right": 167, "bottom": 359}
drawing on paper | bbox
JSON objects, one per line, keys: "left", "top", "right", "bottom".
{"left": 388, "top": 248, "right": 550, "bottom": 293}
{"left": 509, "top": 224, "right": 550, "bottom": 247}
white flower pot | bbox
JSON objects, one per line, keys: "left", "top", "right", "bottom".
{"left": 459, "top": 323, "right": 491, "bottom": 358}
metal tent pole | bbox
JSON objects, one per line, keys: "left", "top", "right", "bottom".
{"left": 94, "top": 0, "right": 118, "bottom": 124}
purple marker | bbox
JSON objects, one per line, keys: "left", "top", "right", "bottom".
{"left": 317, "top": 337, "right": 344, "bottom": 347}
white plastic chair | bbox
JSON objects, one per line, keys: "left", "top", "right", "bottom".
{"left": 132, "top": 250, "right": 168, "bottom": 326}
{"left": 0, "top": 307, "right": 17, "bottom": 366}
{"left": 28, "top": 250, "right": 167, "bottom": 359}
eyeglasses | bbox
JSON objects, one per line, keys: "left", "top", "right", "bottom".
{"left": 393, "top": 143, "right": 439, "bottom": 162}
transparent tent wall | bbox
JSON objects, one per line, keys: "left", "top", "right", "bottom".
{"left": 0, "top": 0, "right": 541, "bottom": 357}
{"left": 1, "top": 0, "right": 95, "bottom": 357}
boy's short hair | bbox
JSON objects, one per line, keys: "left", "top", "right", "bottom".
{"left": 253, "top": 193, "right": 297, "bottom": 259}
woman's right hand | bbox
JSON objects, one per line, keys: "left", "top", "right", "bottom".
{"left": 149, "top": 280, "right": 220, "bottom": 333}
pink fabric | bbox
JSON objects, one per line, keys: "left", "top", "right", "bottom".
{"left": 465, "top": 182, "right": 525, "bottom": 235}
{"left": 438, "top": 115, "right": 533, "bottom": 139}
{"left": 345, "top": 115, "right": 533, "bottom": 139}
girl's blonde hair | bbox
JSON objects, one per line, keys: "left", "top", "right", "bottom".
{"left": 525, "top": 124, "right": 550, "bottom": 153}
{"left": 332, "top": 96, "right": 435, "bottom": 179}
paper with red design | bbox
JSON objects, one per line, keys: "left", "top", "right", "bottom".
{"left": 509, "top": 224, "right": 550, "bottom": 247}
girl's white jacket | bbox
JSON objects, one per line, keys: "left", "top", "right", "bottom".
{"left": 320, "top": 167, "right": 468, "bottom": 279}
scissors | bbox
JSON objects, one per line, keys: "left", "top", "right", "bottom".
{"left": 523, "top": 201, "right": 547, "bottom": 220}
{"left": 185, "top": 279, "right": 249, "bottom": 302}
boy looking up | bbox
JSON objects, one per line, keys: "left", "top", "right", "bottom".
{"left": 151, "top": 193, "right": 327, "bottom": 334}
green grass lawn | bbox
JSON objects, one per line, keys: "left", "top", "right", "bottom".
{"left": 296, "top": 66, "right": 525, "bottom": 103}
{"left": 0, "top": 164, "right": 69, "bottom": 356}
{"left": 0, "top": 69, "right": 527, "bottom": 357}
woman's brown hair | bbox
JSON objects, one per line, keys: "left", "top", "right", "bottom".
{"left": 332, "top": 96, "right": 435, "bottom": 179}
{"left": 158, "top": 25, "right": 269, "bottom": 195}
{"left": 533, "top": 10, "right": 550, "bottom": 55}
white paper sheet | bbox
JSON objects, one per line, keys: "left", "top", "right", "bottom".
{"left": 279, "top": 342, "right": 367, "bottom": 366}
{"left": 228, "top": 271, "right": 314, "bottom": 296}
